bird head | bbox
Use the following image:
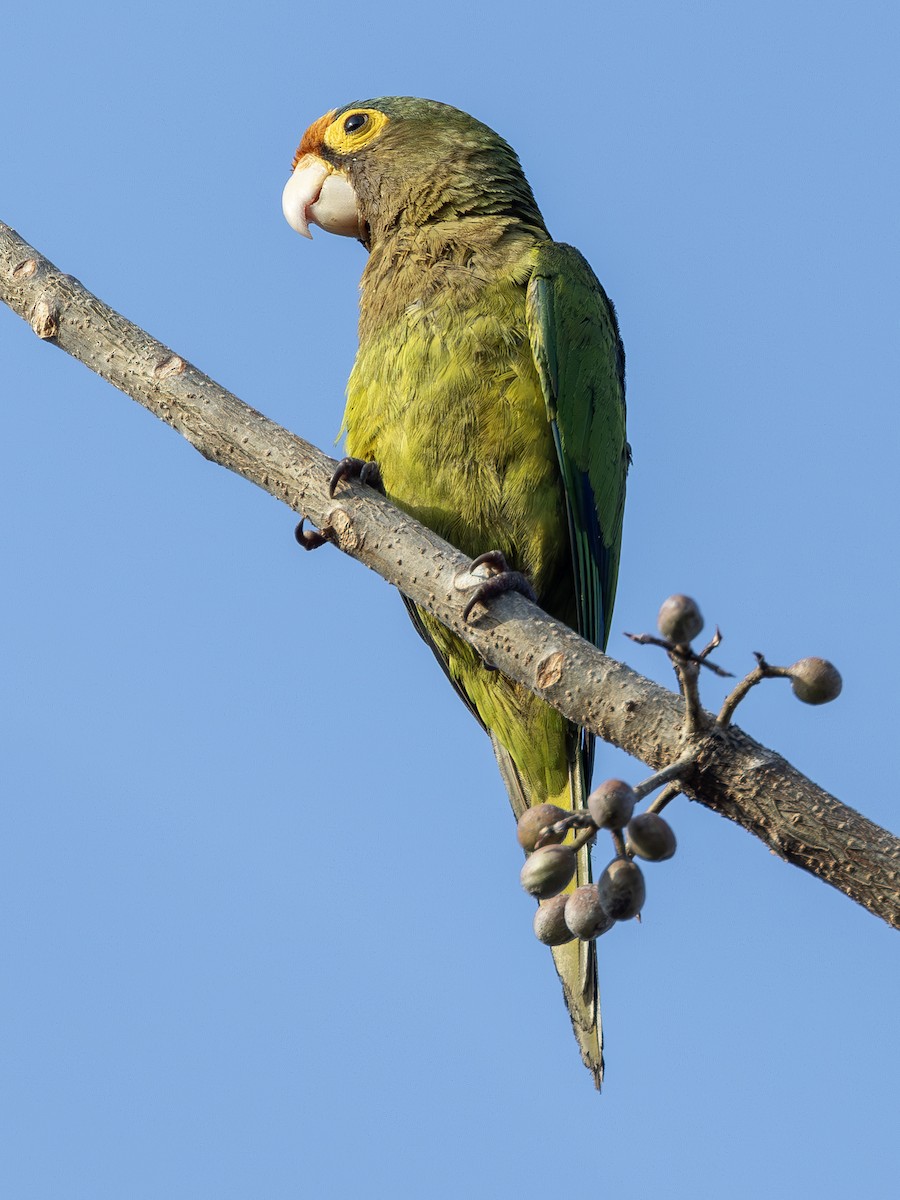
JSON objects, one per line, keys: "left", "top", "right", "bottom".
{"left": 282, "top": 97, "right": 546, "bottom": 250}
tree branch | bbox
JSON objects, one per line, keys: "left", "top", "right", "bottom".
{"left": 3, "top": 221, "right": 898, "bottom": 929}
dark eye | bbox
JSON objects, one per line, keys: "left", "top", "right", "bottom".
{"left": 343, "top": 112, "right": 368, "bottom": 134}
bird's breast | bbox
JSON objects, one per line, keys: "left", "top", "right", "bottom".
{"left": 342, "top": 276, "right": 568, "bottom": 601}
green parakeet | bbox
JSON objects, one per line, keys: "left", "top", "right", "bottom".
{"left": 283, "top": 98, "right": 628, "bottom": 1087}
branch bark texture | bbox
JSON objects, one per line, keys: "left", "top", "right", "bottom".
{"left": 3, "top": 221, "right": 898, "bottom": 929}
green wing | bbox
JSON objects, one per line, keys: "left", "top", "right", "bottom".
{"left": 525, "top": 243, "right": 627, "bottom": 1087}
{"left": 526, "top": 241, "right": 628, "bottom": 663}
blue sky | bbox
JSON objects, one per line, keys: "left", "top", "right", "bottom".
{"left": 2, "top": 2, "right": 899, "bottom": 1197}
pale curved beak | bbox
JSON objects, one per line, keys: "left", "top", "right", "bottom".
{"left": 282, "top": 153, "right": 361, "bottom": 240}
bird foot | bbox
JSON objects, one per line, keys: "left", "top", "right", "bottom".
{"left": 329, "top": 456, "right": 384, "bottom": 498}
{"left": 294, "top": 518, "right": 331, "bottom": 551}
{"left": 295, "top": 455, "right": 384, "bottom": 552}
{"left": 462, "top": 551, "right": 537, "bottom": 622}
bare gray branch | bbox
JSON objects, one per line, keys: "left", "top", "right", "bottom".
{"left": 3, "top": 221, "right": 898, "bottom": 928}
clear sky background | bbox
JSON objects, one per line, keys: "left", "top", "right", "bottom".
{"left": 2, "top": 2, "right": 898, "bottom": 1197}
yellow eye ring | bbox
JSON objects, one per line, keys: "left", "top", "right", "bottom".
{"left": 324, "top": 108, "right": 389, "bottom": 154}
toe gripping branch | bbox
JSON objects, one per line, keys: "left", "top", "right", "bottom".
{"left": 294, "top": 456, "right": 384, "bottom": 551}
{"left": 461, "top": 551, "right": 538, "bottom": 623}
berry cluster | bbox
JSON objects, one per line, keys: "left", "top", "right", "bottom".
{"left": 519, "top": 778, "right": 674, "bottom": 946}
{"left": 516, "top": 594, "right": 842, "bottom": 948}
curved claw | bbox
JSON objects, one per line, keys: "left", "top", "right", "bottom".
{"left": 295, "top": 518, "right": 330, "bottom": 551}
{"left": 462, "top": 551, "right": 537, "bottom": 622}
{"left": 329, "top": 456, "right": 384, "bottom": 498}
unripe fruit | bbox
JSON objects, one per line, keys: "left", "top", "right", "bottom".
{"left": 788, "top": 657, "right": 842, "bottom": 705}
{"left": 533, "top": 894, "right": 575, "bottom": 946}
{"left": 564, "top": 885, "right": 615, "bottom": 940}
{"left": 657, "top": 594, "right": 704, "bottom": 644}
{"left": 597, "top": 858, "right": 646, "bottom": 921}
{"left": 627, "top": 812, "right": 677, "bottom": 861}
{"left": 520, "top": 844, "right": 577, "bottom": 899}
{"left": 517, "top": 803, "right": 568, "bottom": 852}
{"left": 587, "top": 779, "right": 637, "bottom": 830}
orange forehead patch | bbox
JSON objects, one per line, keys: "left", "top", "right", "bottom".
{"left": 291, "top": 109, "right": 337, "bottom": 170}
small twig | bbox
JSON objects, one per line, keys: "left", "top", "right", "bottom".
{"left": 697, "top": 627, "right": 723, "bottom": 661}
{"left": 535, "top": 811, "right": 595, "bottom": 849}
{"left": 718, "top": 652, "right": 791, "bottom": 726}
{"left": 674, "top": 656, "right": 704, "bottom": 736}
{"left": 610, "top": 830, "right": 628, "bottom": 859}
{"left": 571, "top": 825, "right": 599, "bottom": 854}
{"left": 633, "top": 753, "right": 698, "bottom": 802}
{"left": 624, "top": 631, "right": 733, "bottom": 677}
{"left": 539, "top": 753, "right": 698, "bottom": 852}
{"left": 624, "top": 632, "right": 676, "bottom": 651}
{"left": 646, "top": 781, "right": 683, "bottom": 815}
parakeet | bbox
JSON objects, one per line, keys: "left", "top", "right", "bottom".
{"left": 282, "top": 98, "right": 628, "bottom": 1087}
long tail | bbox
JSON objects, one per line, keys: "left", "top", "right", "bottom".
{"left": 401, "top": 597, "right": 603, "bottom": 1084}
{"left": 491, "top": 734, "right": 603, "bottom": 1089}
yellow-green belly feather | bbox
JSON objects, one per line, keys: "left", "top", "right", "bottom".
{"left": 344, "top": 270, "right": 573, "bottom": 806}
